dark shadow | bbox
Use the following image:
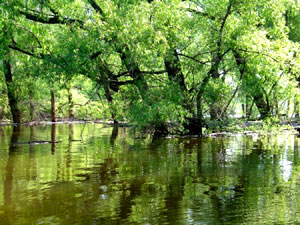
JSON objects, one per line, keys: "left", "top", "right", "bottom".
{"left": 8, "top": 126, "right": 21, "bottom": 153}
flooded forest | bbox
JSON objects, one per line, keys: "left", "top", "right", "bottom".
{"left": 1, "top": 0, "right": 300, "bottom": 224}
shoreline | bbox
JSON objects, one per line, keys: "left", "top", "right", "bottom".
{"left": 0, "top": 120, "right": 129, "bottom": 127}
{"left": 1, "top": 119, "right": 300, "bottom": 137}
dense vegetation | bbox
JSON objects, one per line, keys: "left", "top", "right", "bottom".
{"left": 1, "top": 0, "right": 300, "bottom": 135}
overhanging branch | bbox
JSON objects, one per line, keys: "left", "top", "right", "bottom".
{"left": 8, "top": 44, "right": 44, "bottom": 59}
{"left": 19, "top": 10, "right": 83, "bottom": 26}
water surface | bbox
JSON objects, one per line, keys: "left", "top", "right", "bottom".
{"left": 0, "top": 124, "right": 300, "bottom": 224}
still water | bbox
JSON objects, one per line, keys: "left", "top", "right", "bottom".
{"left": 0, "top": 123, "right": 300, "bottom": 224}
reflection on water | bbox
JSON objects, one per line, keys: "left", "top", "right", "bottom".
{"left": 0, "top": 124, "right": 300, "bottom": 224}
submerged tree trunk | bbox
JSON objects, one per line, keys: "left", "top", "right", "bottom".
{"left": 51, "top": 90, "right": 56, "bottom": 122}
{"left": 3, "top": 50, "right": 21, "bottom": 124}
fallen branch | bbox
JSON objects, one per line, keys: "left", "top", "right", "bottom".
{"left": 11, "top": 140, "right": 61, "bottom": 145}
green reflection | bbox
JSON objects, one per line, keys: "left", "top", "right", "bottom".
{"left": 0, "top": 125, "right": 300, "bottom": 224}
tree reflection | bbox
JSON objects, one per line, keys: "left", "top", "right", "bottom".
{"left": 29, "top": 125, "right": 35, "bottom": 153}
{"left": 1, "top": 125, "right": 300, "bottom": 224}
{"left": 110, "top": 125, "right": 118, "bottom": 146}
{"left": 51, "top": 124, "right": 56, "bottom": 154}
{"left": 4, "top": 126, "right": 21, "bottom": 222}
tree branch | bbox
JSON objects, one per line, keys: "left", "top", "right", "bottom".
{"left": 185, "top": 8, "right": 216, "bottom": 20}
{"left": 237, "top": 48, "right": 280, "bottom": 63}
{"left": 140, "top": 70, "right": 167, "bottom": 75}
{"left": 177, "top": 53, "right": 210, "bottom": 65}
{"left": 110, "top": 80, "right": 134, "bottom": 86}
{"left": 220, "top": 1, "right": 233, "bottom": 36}
{"left": 14, "top": 24, "right": 43, "bottom": 48}
{"left": 19, "top": 10, "right": 83, "bottom": 26}
{"left": 90, "top": 51, "right": 102, "bottom": 59}
{"left": 8, "top": 44, "right": 44, "bottom": 59}
{"left": 88, "top": 0, "right": 104, "bottom": 16}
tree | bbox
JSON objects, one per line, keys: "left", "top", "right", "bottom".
{"left": 1, "top": 0, "right": 299, "bottom": 133}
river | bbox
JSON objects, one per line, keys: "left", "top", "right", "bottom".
{"left": 0, "top": 123, "right": 299, "bottom": 224}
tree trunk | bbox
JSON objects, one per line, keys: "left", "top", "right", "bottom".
{"left": 287, "top": 98, "right": 291, "bottom": 118}
{"left": 0, "top": 107, "right": 4, "bottom": 120}
{"left": 29, "top": 89, "right": 35, "bottom": 121}
{"left": 164, "top": 49, "right": 186, "bottom": 92}
{"left": 119, "top": 47, "right": 148, "bottom": 99}
{"left": 295, "top": 98, "right": 300, "bottom": 118}
{"left": 184, "top": 78, "right": 210, "bottom": 135}
{"left": 196, "top": 92, "right": 203, "bottom": 122}
{"left": 164, "top": 49, "right": 195, "bottom": 114}
{"left": 2, "top": 50, "right": 21, "bottom": 124}
{"left": 273, "top": 91, "right": 279, "bottom": 116}
{"left": 103, "top": 84, "right": 118, "bottom": 124}
{"left": 233, "top": 50, "right": 271, "bottom": 119}
{"left": 153, "top": 122, "right": 169, "bottom": 139}
{"left": 245, "top": 95, "right": 252, "bottom": 119}
{"left": 197, "top": 75, "right": 211, "bottom": 121}
{"left": 209, "top": 104, "right": 219, "bottom": 121}
{"left": 68, "top": 88, "right": 74, "bottom": 120}
{"left": 51, "top": 90, "right": 56, "bottom": 122}
{"left": 253, "top": 93, "right": 271, "bottom": 119}
{"left": 183, "top": 75, "right": 211, "bottom": 135}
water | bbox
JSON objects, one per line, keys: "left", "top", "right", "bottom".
{"left": 0, "top": 123, "right": 300, "bottom": 224}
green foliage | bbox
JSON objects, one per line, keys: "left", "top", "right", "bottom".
{"left": 1, "top": 0, "right": 300, "bottom": 132}
{"left": 126, "top": 84, "right": 186, "bottom": 131}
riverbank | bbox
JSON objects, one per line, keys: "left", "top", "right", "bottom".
{"left": 0, "top": 119, "right": 130, "bottom": 127}
{"left": 1, "top": 119, "right": 300, "bottom": 137}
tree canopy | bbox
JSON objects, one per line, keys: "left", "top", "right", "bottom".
{"left": 1, "top": 0, "right": 300, "bottom": 134}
